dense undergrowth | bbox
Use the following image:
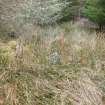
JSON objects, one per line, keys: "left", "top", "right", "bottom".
{"left": 0, "top": 22, "right": 105, "bottom": 105}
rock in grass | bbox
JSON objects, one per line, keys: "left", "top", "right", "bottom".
{"left": 48, "top": 52, "right": 60, "bottom": 65}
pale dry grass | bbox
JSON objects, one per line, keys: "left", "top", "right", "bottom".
{"left": 0, "top": 23, "right": 105, "bottom": 105}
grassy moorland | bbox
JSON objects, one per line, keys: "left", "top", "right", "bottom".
{"left": 0, "top": 22, "right": 105, "bottom": 105}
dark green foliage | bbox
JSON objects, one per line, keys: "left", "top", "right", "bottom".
{"left": 60, "top": 0, "right": 80, "bottom": 22}
{"left": 83, "top": 0, "right": 105, "bottom": 30}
